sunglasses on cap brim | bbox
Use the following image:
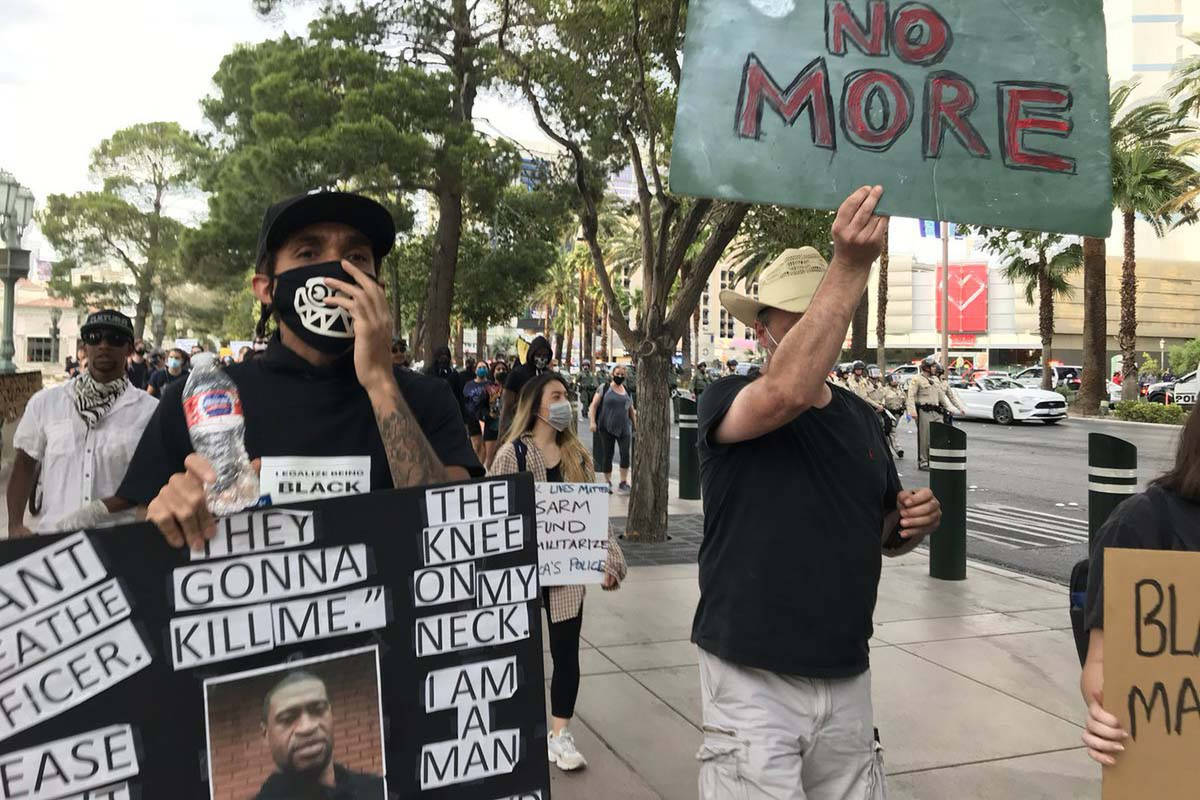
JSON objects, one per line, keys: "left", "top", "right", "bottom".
{"left": 83, "top": 330, "right": 132, "bottom": 347}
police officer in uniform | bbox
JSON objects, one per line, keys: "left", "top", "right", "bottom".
{"left": 691, "top": 363, "right": 711, "bottom": 399}
{"left": 906, "top": 357, "right": 948, "bottom": 471}
{"left": 879, "top": 374, "right": 905, "bottom": 459}
{"left": 576, "top": 361, "right": 598, "bottom": 419}
{"left": 934, "top": 363, "right": 967, "bottom": 424}
{"left": 846, "top": 361, "right": 884, "bottom": 411}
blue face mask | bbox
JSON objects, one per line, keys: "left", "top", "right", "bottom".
{"left": 167, "top": 357, "right": 182, "bottom": 370}
{"left": 476, "top": 367, "right": 489, "bottom": 378}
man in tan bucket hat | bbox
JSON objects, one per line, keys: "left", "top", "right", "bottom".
{"left": 692, "top": 187, "right": 943, "bottom": 800}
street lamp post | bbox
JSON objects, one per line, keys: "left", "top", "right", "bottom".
{"left": 1159, "top": 337, "right": 1166, "bottom": 372}
{"left": 49, "top": 306, "right": 61, "bottom": 365}
{"left": 0, "top": 173, "right": 35, "bottom": 375}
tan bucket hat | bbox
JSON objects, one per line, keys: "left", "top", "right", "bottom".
{"left": 719, "top": 246, "right": 829, "bottom": 328}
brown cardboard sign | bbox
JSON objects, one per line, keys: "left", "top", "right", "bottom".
{"left": 1103, "top": 547, "right": 1200, "bottom": 800}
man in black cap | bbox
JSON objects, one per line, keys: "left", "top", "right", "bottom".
{"left": 118, "top": 190, "right": 483, "bottom": 549}
{"left": 8, "top": 310, "right": 158, "bottom": 535}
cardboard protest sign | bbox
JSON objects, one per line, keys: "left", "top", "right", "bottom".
{"left": 0, "top": 477, "right": 550, "bottom": 800}
{"left": 535, "top": 483, "right": 610, "bottom": 586}
{"left": 1102, "top": 547, "right": 1200, "bottom": 800}
{"left": 670, "top": 0, "right": 1113, "bottom": 237}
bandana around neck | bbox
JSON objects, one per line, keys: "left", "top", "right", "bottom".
{"left": 73, "top": 373, "right": 129, "bottom": 429}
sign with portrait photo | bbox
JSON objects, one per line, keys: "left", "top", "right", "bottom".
{"left": 0, "top": 477, "right": 550, "bottom": 800}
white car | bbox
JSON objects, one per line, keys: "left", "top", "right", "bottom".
{"left": 888, "top": 364, "right": 920, "bottom": 388}
{"left": 957, "top": 376, "right": 1068, "bottom": 425}
{"left": 1174, "top": 373, "right": 1199, "bottom": 408}
{"left": 1012, "top": 365, "right": 1082, "bottom": 391}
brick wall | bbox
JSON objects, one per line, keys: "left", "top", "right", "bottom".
{"left": 206, "top": 652, "right": 384, "bottom": 800}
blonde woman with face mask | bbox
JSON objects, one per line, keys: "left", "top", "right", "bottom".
{"left": 489, "top": 371, "right": 627, "bottom": 772}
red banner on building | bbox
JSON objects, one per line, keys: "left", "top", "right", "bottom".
{"left": 936, "top": 264, "right": 989, "bottom": 333}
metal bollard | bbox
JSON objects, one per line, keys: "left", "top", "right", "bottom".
{"left": 1087, "top": 433, "right": 1138, "bottom": 547}
{"left": 678, "top": 397, "right": 700, "bottom": 500}
{"left": 928, "top": 422, "right": 966, "bottom": 581}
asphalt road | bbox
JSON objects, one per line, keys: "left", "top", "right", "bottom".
{"left": 580, "top": 408, "right": 1182, "bottom": 585}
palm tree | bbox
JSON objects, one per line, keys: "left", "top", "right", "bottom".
{"left": 1109, "top": 85, "right": 1198, "bottom": 400}
{"left": 1000, "top": 242, "right": 1082, "bottom": 391}
{"left": 531, "top": 255, "right": 579, "bottom": 363}
{"left": 875, "top": 226, "right": 889, "bottom": 371}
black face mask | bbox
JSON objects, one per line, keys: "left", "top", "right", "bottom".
{"left": 613, "top": 375, "right": 625, "bottom": 385}
{"left": 272, "top": 261, "right": 357, "bottom": 355}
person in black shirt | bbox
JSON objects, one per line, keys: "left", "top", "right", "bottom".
{"left": 120, "top": 190, "right": 482, "bottom": 549}
{"left": 1080, "top": 408, "right": 1200, "bottom": 767}
{"left": 254, "top": 671, "right": 384, "bottom": 800}
{"left": 126, "top": 340, "right": 150, "bottom": 390}
{"left": 499, "top": 335, "right": 552, "bottom": 438}
{"left": 147, "top": 348, "right": 189, "bottom": 397}
{"left": 693, "top": 187, "right": 941, "bottom": 799}
{"left": 423, "top": 344, "right": 469, "bottom": 433}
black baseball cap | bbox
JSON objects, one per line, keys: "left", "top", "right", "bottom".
{"left": 81, "top": 309, "right": 134, "bottom": 340}
{"left": 256, "top": 190, "right": 396, "bottom": 267}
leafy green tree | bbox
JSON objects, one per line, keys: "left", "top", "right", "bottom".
{"left": 501, "top": 0, "right": 755, "bottom": 540}
{"left": 38, "top": 122, "right": 207, "bottom": 338}
{"left": 252, "top": 1, "right": 518, "bottom": 364}
{"left": 1168, "top": 337, "right": 1200, "bottom": 375}
{"left": 1109, "top": 83, "right": 1198, "bottom": 400}
{"left": 972, "top": 228, "right": 1081, "bottom": 390}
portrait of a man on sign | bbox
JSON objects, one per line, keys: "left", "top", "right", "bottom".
{"left": 203, "top": 648, "right": 386, "bottom": 800}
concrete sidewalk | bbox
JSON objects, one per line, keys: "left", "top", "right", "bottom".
{"left": 544, "top": 551, "right": 1097, "bottom": 799}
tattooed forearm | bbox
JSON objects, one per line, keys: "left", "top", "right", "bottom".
{"left": 370, "top": 384, "right": 447, "bottom": 488}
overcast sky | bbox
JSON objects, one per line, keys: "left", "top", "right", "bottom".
{"left": 0, "top": 0, "right": 552, "bottom": 253}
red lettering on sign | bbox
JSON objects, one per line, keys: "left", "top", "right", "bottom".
{"left": 826, "top": 0, "right": 890, "bottom": 57}
{"left": 923, "top": 71, "right": 989, "bottom": 159}
{"left": 997, "top": 81, "right": 1076, "bottom": 174}
{"left": 841, "top": 69, "right": 913, "bottom": 151}
{"left": 736, "top": 54, "right": 836, "bottom": 148}
{"left": 892, "top": 2, "right": 952, "bottom": 65}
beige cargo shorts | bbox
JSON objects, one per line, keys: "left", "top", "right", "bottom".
{"left": 696, "top": 648, "right": 887, "bottom": 800}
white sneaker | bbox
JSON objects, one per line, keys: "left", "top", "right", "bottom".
{"left": 547, "top": 730, "right": 588, "bottom": 771}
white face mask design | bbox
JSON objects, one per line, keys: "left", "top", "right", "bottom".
{"left": 293, "top": 277, "right": 354, "bottom": 339}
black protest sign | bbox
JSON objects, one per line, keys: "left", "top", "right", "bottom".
{"left": 0, "top": 476, "right": 550, "bottom": 800}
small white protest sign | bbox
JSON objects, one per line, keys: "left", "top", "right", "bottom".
{"left": 535, "top": 483, "right": 610, "bottom": 586}
{"left": 0, "top": 725, "right": 139, "bottom": 800}
{"left": 259, "top": 456, "right": 371, "bottom": 504}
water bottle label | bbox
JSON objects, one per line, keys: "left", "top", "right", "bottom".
{"left": 184, "top": 389, "right": 244, "bottom": 430}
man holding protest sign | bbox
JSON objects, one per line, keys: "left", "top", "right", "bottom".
{"left": 693, "top": 187, "right": 942, "bottom": 799}
{"left": 118, "top": 191, "right": 482, "bottom": 548}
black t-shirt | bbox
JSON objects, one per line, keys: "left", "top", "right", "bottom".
{"left": 118, "top": 337, "right": 483, "bottom": 505}
{"left": 126, "top": 359, "right": 150, "bottom": 390}
{"left": 253, "top": 763, "right": 384, "bottom": 799}
{"left": 546, "top": 462, "right": 563, "bottom": 483}
{"left": 1084, "top": 484, "right": 1200, "bottom": 630}
{"left": 149, "top": 367, "right": 189, "bottom": 395}
{"left": 692, "top": 376, "right": 901, "bottom": 677}
{"left": 425, "top": 365, "right": 468, "bottom": 421}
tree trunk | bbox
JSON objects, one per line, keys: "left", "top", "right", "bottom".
{"left": 132, "top": 285, "right": 151, "bottom": 342}
{"left": 599, "top": 300, "right": 609, "bottom": 360}
{"left": 564, "top": 324, "right": 574, "bottom": 368}
{"left": 1079, "top": 236, "right": 1107, "bottom": 413}
{"left": 624, "top": 348, "right": 671, "bottom": 541}
{"left": 475, "top": 324, "right": 487, "bottom": 362}
{"left": 1119, "top": 211, "right": 1139, "bottom": 402}
{"left": 692, "top": 306, "right": 700, "bottom": 366}
{"left": 1038, "top": 261, "right": 1055, "bottom": 391}
{"left": 453, "top": 319, "right": 464, "bottom": 365}
{"left": 850, "top": 288, "right": 869, "bottom": 361}
{"left": 554, "top": 331, "right": 565, "bottom": 363}
{"left": 411, "top": 299, "right": 427, "bottom": 359}
{"left": 424, "top": 185, "right": 463, "bottom": 364}
{"left": 583, "top": 296, "right": 594, "bottom": 363}
{"left": 875, "top": 227, "right": 889, "bottom": 370}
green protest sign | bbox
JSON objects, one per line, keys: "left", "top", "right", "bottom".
{"left": 670, "top": 0, "right": 1113, "bottom": 237}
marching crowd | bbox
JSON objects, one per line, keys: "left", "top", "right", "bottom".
{"left": 4, "top": 186, "right": 1197, "bottom": 800}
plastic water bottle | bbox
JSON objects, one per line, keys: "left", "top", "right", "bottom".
{"left": 182, "top": 362, "right": 260, "bottom": 515}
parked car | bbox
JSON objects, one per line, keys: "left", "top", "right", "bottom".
{"left": 888, "top": 364, "right": 921, "bottom": 388}
{"left": 1012, "top": 365, "right": 1082, "bottom": 391}
{"left": 1171, "top": 372, "right": 1198, "bottom": 408}
{"left": 1147, "top": 370, "right": 1195, "bottom": 404}
{"left": 956, "top": 376, "right": 1068, "bottom": 425}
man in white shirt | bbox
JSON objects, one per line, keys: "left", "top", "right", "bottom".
{"left": 7, "top": 309, "right": 158, "bottom": 535}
